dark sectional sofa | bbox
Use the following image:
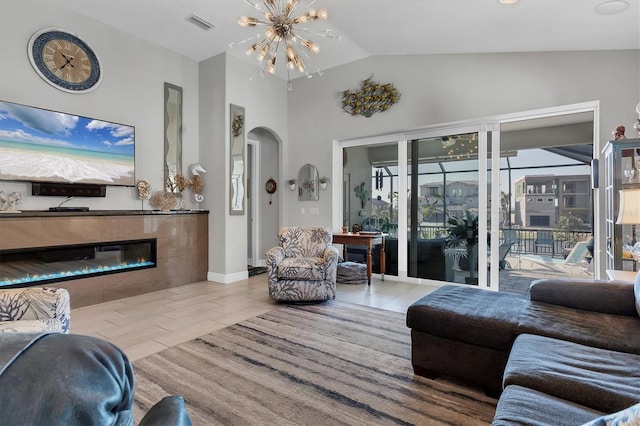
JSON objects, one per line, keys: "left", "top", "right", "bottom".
{"left": 406, "top": 274, "right": 640, "bottom": 425}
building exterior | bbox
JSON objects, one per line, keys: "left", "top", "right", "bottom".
{"left": 417, "top": 174, "right": 592, "bottom": 229}
{"left": 420, "top": 180, "right": 480, "bottom": 223}
{"left": 514, "top": 174, "right": 592, "bottom": 228}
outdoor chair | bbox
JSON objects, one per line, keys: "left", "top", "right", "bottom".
{"left": 498, "top": 242, "right": 514, "bottom": 270}
{"left": 534, "top": 230, "right": 554, "bottom": 256}
{"left": 503, "top": 229, "right": 520, "bottom": 251}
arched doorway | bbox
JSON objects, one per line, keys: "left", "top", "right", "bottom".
{"left": 247, "top": 127, "right": 281, "bottom": 267}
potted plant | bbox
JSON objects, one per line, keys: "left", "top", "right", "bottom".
{"left": 319, "top": 176, "right": 330, "bottom": 190}
{"left": 445, "top": 210, "right": 480, "bottom": 284}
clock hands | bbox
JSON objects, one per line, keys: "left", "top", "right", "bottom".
{"left": 60, "top": 52, "right": 75, "bottom": 70}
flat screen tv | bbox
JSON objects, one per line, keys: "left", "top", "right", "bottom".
{"left": 0, "top": 100, "right": 135, "bottom": 187}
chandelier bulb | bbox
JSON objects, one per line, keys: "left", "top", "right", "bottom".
{"left": 246, "top": 42, "right": 260, "bottom": 55}
{"left": 238, "top": 16, "right": 258, "bottom": 27}
{"left": 301, "top": 38, "right": 320, "bottom": 54}
{"left": 267, "top": 55, "right": 277, "bottom": 74}
{"left": 285, "top": 0, "right": 299, "bottom": 16}
{"left": 265, "top": 27, "right": 275, "bottom": 39}
{"left": 257, "top": 44, "right": 270, "bottom": 62}
{"left": 317, "top": 8, "right": 328, "bottom": 19}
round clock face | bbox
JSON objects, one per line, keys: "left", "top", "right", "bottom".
{"left": 28, "top": 28, "right": 102, "bottom": 93}
{"left": 265, "top": 179, "right": 277, "bottom": 194}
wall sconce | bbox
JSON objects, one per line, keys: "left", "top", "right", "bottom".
{"left": 319, "top": 176, "right": 330, "bottom": 190}
{"left": 287, "top": 179, "right": 296, "bottom": 191}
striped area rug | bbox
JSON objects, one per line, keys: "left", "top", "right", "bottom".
{"left": 133, "top": 301, "right": 496, "bottom": 425}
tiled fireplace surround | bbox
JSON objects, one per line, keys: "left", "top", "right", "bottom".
{"left": 0, "top": 211, "right": 208, "bottom": 308}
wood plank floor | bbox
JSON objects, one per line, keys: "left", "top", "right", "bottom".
{"left": 71, "top": 275, "right": 438, "bottom": 361}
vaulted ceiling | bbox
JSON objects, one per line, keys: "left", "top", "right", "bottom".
{"left": 55, "top": 0, "right": 639, "bottom": 80}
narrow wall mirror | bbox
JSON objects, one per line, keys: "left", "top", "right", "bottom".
{"left": 230, "top": 104, "right": 245, "bottom": 215}
{"left": 164, "top": 83, "right": 183, "bottom": 192}
{"left": 298, "top": 163, "right": 319, "bottom": 201}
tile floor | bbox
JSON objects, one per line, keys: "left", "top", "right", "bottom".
{"left": 71, "top": 275, "right": 438, "bottom": 361}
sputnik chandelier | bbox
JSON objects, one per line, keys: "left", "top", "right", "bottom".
{"left": 230, "top": 0, "right": 337, "bottom": 89}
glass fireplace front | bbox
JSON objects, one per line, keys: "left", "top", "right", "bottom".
{"left": 0, "top": 239, "right": 157, "bottom": 288}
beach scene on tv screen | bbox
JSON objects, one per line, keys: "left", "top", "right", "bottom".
{"left": 0, "top": 101, "right": 135, "bottom": 186}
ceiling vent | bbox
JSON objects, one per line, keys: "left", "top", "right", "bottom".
{"left": 186, "top": 14, "right": 215, "bottom": 31}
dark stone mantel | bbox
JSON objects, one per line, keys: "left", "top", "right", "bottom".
{"left": 0, "top": 209, "right": 208, "bottom": 219}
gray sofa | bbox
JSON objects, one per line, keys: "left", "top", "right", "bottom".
{"left": 0, "top": 332, "right": 192, "bottom": 425}
{"left": 406, "top": 274, "right": 640, "bottom": 425}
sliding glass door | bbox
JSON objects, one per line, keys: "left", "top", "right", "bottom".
{"left": 341, "top": 127, "right": 498, "bottom": 288}
{"left": 336, "top": 102, "right": 599, "bottom": 290}
{"left": 407, "top": 134, "right": 485, "bottom": 284}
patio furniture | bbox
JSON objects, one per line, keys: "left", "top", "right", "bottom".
{"left": 498, "top": 242, "right": 514, "bottom": 269}
{"left": 534, "top": 230, "right": 554, "bottom": 256}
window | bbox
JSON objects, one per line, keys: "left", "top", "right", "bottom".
{"left": 530, "top": 215, "right": 550, "bottom": 227}
{"left": 564, "top": 196, "right": 576, "bottom": 208}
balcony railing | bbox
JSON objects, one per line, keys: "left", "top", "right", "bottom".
{"left": 402, "top": 225, "right": 591, "bottom": 259}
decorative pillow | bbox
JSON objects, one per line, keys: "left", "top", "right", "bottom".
{"left": 582, "top": 402, "right": 640, "bottom": 425}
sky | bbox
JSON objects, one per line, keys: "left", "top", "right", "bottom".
{"left": 0, "top": 100, "right": 134, "bottom": 156}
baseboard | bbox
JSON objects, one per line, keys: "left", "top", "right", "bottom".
{"left": 207, "top": 270, "right": 249, "bottom": 284}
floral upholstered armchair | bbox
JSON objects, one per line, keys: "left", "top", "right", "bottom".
{"left": 266, "top": 227, "right": 339, "bottom": 302}
{"left": 0, "top": 287, "right": 70, "bottom": 333}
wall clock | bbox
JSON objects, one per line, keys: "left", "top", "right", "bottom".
{"left": 265, "top": 178, "right": 277, "bottom": 205}
{"left": 28, "top": 28, "right": 102, "bottom": 93}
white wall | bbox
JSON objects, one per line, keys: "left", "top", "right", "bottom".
{"left": 198, "top": 54, "right": 226, "bottom": 279}
{"left": 200, "top": 53, "right": 288, "bottom": 282}
{"left": 0, "top": 2, "right": 199, "bottom": 210}
{"left": 287, "top": 50, "right": 640, "bottom": 227}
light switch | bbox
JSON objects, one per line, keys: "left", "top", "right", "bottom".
{"left": 309, "top": 207, "right": 320, "bottom": 215}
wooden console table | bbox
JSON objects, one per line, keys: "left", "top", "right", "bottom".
{"left": 332, "top": 233, "right": 385, "bottom": 285}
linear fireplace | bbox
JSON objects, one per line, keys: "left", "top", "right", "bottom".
{"left": 0, "top": 239, "right": 156, "bottom": 288}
